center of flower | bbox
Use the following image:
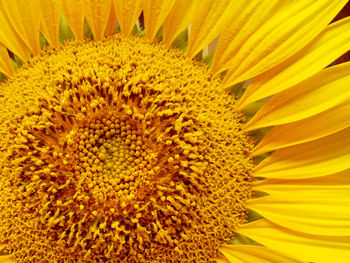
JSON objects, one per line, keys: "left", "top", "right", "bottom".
{"left": 74, "top": 117, "right": 150, "bottom": 203}
{"left": 0, "top": 34, "right": 253, "bottom": 262}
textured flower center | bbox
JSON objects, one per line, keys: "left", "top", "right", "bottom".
{"left": 74, "top": 117, "right": 151, "bottom": 203}
{"left": 0, "top": 34, "right": 253, "bottom": 262}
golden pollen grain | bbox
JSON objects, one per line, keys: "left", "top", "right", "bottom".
{"left": 0, "top": 34, "right": 253, "bottom": 262}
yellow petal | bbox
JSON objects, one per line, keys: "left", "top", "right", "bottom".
{"left": 162, "top": 0, "right": 199, "bottom": 46}
{"left": 0, "top": 4, "right": 30, "bottom": 61}
{"left": 105, "top": 1, "right": 117, "bottom": 36}
{"left": 223, "top": 0, "right": 347, "bottom": 87}
{"left": 82, "top": 0, "right": 112, "bottom": 40}
{"left": 220, "top": 245, "right": 302, "bottom": 263}
{"left": 114, "top": 0, "right": 142, "bottom": 36}
{"left": 62, "top": 0, "right": 85, "bottom": 40}
{"left": 185, "top": 0, "right": 233, "bottom": 58}
{"left": 248, "top": 190, "right": 350, "bottom": 236}
{"left": 254, "top": 127, "right": 350, "bottom": 179}
{"left": 245, "top": 62, "right": 350, "bottom": 131}
{"left": 216, "top": 259, "right": 231, "bottom": 263}
{"left": 0, "top": 45, "right": 14, "bottom": 76}
{"left": 238, "top": 219, "right": 350, "bottom": 263}
{"left": 210, "top": 0, "right": 281, "bottom": 74}
{"left": 238, "top": 16, "right": 350, "bottom": 110}
{"left": 216, "top": 252, "right": 242, "bottom": 263}
{"left": 1, "top": 0, "right": 41, "bottom": 55}
{"left": 253, "top": 169, "right": 350, "bottom": 194}
{"left": 215, "top": 256, "right": 231, "bottom": 263}
{"left": 40, "top": 0, "right": 62, "bottom": 47}
{"left": 142, "top": 0, "right": 176, "bottom": 40}
{"left": 253, "top": 100, "right": 350, "bottom": 156}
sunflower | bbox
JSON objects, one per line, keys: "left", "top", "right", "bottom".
{"left": 0, "top": 0, "right": 349, "bottom": 262}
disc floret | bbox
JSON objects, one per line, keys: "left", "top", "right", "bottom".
{"left": 0, "top": 34, "right": 253, "bottom": 262}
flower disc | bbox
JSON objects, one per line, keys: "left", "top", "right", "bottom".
{"left": 0, "top": 35, "right": 253, "bottom": 262}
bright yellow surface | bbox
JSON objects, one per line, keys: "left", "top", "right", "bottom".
{"left": 0, "top": 1, "right": 348, "bottom": 263}
{"left": 239, "top": 16, "right": 350, "bottom": 110}
{"left": 239, "top": 219, "right": 350, "bottom": 263}
{"left": 255, "top": 127, "right": 350, "bottom": 179}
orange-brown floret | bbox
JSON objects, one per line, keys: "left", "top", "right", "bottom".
{"left": 0, "top": 34, "right": 253, "bottom": 262}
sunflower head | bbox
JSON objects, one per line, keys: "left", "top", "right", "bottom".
{"left": 0, "top": 0, "right": 350, "bottom": 263}
{"left": 0, "top": 33, "right": 253, "bottom": 262}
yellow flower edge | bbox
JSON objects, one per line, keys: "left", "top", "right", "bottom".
{"left": 0, "top": 0, "right": 349, "bottom": 263}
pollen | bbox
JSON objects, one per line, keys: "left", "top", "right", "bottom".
{"left": 0, "top": 34, "right": 253, "bottom": 262}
